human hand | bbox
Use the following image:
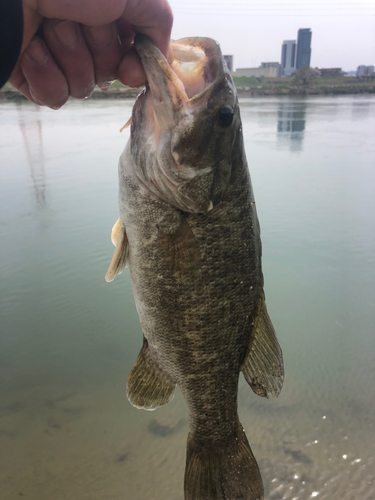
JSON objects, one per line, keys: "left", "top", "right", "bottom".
{"left": 9, "top": 0, "right": 173, "bottom": 109}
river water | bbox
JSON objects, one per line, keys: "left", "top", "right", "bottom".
{"left": 0, "top": 95, "right": 374, "bottom": 500}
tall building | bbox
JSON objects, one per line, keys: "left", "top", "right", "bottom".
{"left": 296, "top": 29, "right": 312, "bottom": 69}
{"left": 357, "top": 65, "right": 375, "bottom": 77}
{"left": 281, "top": 40, "right": 296, "bottom": 77}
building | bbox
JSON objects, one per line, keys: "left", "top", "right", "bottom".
{"left": 223, "top": 55, "right": 234, "bottom": 72}
{"left": 235, "top": 64, "right": 280, "bottom": 78}
{"left": 357, "top": 65, "right": 367, "bottom": 77}
{"left": 261, "top": 62, "right": 281, "bottom": 77}
{"left": 296, "top": 29, "right": 312, "bottom": 69}
{"left": 319, "top": 68, "right": 343, "bottom": 77}
{"left": 281, "top": 40, "right": 296, "bottom": 77}
{"left": 356, "top": 65, "right": 375, "bottom": 77}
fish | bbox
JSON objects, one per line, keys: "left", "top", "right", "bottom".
{"left": 106, "top": 34, "right": 284, "bottom": 500}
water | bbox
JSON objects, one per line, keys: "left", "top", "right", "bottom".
{"left": 0, "top": 95, "right": 374, "bottom": 500}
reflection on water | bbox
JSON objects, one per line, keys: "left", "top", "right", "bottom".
{"left": 17, "top": 103, "right": 46, "bottom": 207}
{"left": 351, "top": 100, "right": 371, "bottom": 121}
{"left": 277, "top": 100, "right": 306, "bottom": 153}
{"left": 0, "top": 96, "right": 374, "bottom": 500}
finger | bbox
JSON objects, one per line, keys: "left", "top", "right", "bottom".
{"left": 8, "top": 65, "right": 34, "bottom": 103}
{"left": 122, "top": 0, "right": 173, "bottom": 57}
{"left": 116, "top": 0, "right": 173, "bottom": 88}
{"left": 19, "top": 4, "right": 43, "bottom": 55}
{"left": 117, "top": 49, "right": 146, "bottom": 88}
{"left": 43, "top": 19, "right": 95, "bottom": 99}
{"left": 34, "top": 0, "right": 128, "bottom": 26}
{"left": 116, "top": 19, "right": 145, "bottom": 87}
{"left": 116, "top": 17, "right": 136, "bottom": 50}
{"left": 81, "top": 23, "right": 122, "bottom": 88}
{"left": 15, "top": 37, "right": 69, "bottom": 108}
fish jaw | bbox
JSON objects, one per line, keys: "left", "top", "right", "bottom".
{"left": 134, "top": 34, "right": 190, "bottom": 132}
{"left": 131, "top": 35, "right": 240, "bottom": 214}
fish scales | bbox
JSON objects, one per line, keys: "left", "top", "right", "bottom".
{"left": 106, "top": 35, "right": 284, "bottom": 500}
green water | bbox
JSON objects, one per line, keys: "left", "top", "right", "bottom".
{"left": 0, "top": 95, "right": 374, "bottom": 500}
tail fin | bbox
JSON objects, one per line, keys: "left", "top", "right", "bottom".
{"left": 184, "top": 423, "right": 264, "bottom": 500}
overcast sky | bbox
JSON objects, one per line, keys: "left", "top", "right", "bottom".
{"left": 168, "top": 0, "right": 375, "bottom": 71}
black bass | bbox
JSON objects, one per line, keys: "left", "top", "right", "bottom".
{"left": 106, "top": 34, "right": 284, "bottom": 500}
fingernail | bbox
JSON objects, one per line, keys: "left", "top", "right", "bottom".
{"left": 26, "top": 38, "right": 49, "bottom": 66}
{"left": 53, "top": 21, "right": 78, "bottom": 48}
{"left": 99, "top": 81, "right": 114, "bottom": 91}
{"left": 29, "top": 86, "right": 67, "bottom": 109}
{"left": 86, "top": 25, "right": 113, "bottom": 46}
{"left": 29, "top": 86, "right": 45, "bottom": 106}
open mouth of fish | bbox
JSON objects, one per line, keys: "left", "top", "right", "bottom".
{"left": 134, "top": 34, "right": 227, "bottom": 119}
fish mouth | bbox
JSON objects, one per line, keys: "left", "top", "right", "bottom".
{"left": 168, "top": 37, "right": 226, "bottom": 100}
{"left": 134, "top": 34, "right": 226, "bottom": 127}
{"left": 131, "top": 35, "right": 233, "bottom": 214}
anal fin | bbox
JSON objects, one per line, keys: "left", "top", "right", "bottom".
{"left": 241, "top": 293, "right": 284, "bottom": 398}
{"left": 127, "top": 338, "right": 176, "bottom": 410}
{"left": 105, "top": 222, "right": 129, "bottom": 282}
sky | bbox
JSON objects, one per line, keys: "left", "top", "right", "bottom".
{"left": 168, "top": 0, "right": 375, "bottom": 72}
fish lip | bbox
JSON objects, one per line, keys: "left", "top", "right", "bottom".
{"left": 133, "top": 33, "right": 167, "bottom": 69}
{"left": 134, "top": 34, "right": 189, "bottom": 130}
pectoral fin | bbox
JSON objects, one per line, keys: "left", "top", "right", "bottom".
{"left": 111, "top": 218, "right": 122, "bottom": 246}
{"left": 105, "top": 223, "right": 129, "bottom": 282}
{"left": 127, "top": 338, "right": 176, "bottom": 410}
{"left": 158, "top": 216, "right": 201, "bottom": 275}
{"left": 241, "top": 293, "right": 284, "bottom": 398}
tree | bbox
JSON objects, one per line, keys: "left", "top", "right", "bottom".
{"left": 293, "top": 66, "right": 321, "bottom": 86}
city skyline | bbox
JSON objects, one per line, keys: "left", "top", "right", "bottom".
{"left": 168, "top": 0, "right": 375, "bottom": 71}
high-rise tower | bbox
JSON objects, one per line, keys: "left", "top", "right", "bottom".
{"left": 296, "top": 29, "right": 312, "bottom": 69}
{"left": 281, "top": 40, "right": 297, "bottom": 77}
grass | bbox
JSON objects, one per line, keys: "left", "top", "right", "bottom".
{"left": 108, "top": 80, "right": 126, "bottom": 88}
{"left": 232, "top": 75, "right": 371, "bottom": 88}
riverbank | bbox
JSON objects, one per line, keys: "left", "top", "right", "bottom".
{"left": 237, "top": 84, "right": 375, "bottom": 96}
{"left": 1, "top": 81, "right": 374, "bottom": 102}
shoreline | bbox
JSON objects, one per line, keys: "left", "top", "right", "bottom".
{"left": 1, "top": 84, "right": 374, "bottom": 103}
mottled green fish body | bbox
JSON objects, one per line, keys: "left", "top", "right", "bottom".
{"left": 106, "top": 34, "right": 284, "bottom": 500}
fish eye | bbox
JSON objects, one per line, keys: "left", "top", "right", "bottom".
{"left": 217, "top": 106, "right": 234, "bottom": 128}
